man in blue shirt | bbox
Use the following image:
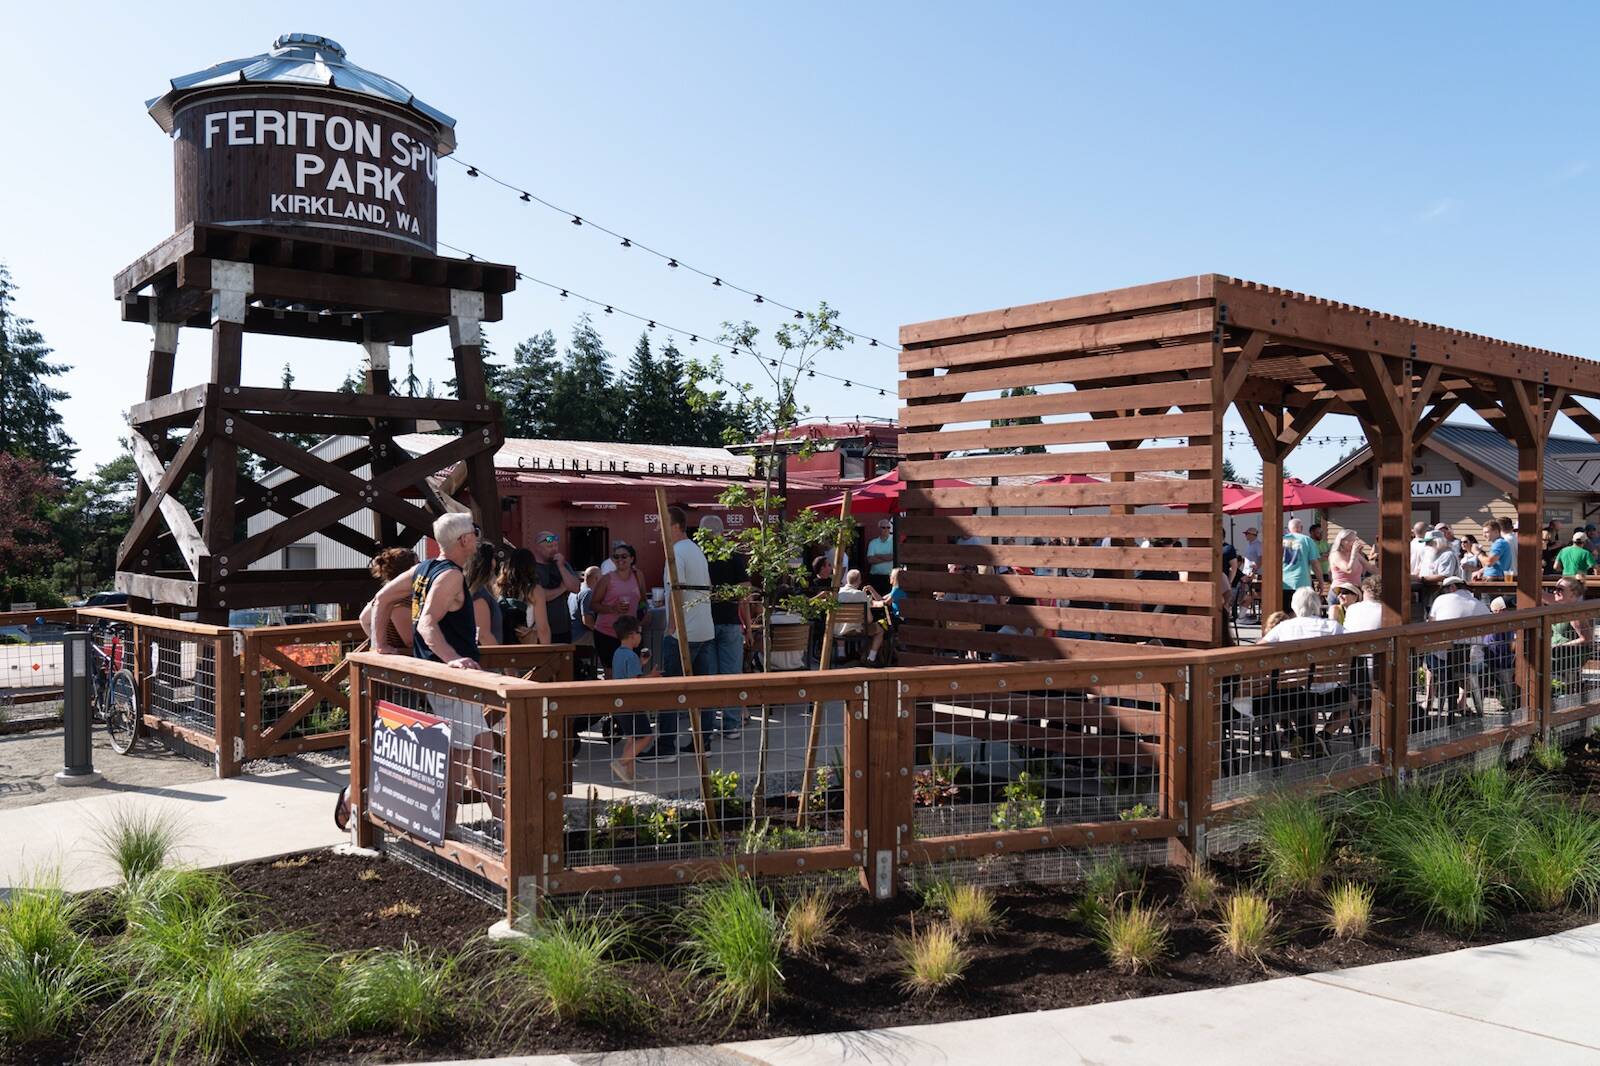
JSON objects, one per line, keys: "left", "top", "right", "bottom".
{"left": 1476, "top": 519, "right": 1514, "bottom": 579}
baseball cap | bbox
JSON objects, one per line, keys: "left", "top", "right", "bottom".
{"left": 1243, "top": 527, "right": 1258, "bottom": 535}
{"left": 1440, "top": 574, "right": 1466, "bottom": 588}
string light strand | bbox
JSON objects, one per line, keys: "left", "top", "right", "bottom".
{"left": 446, "top": 155, "right": 899, "bottom": 351}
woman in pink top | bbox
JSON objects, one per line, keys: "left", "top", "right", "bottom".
{"left": 1327, "top": 529, "right": 1370, "bottom": 604}
{"left": 589, "top": 541, "right": 646, "bottom": 675}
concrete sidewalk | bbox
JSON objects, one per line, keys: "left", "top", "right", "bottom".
{"left": 423, "top": 921, "right": 1600, "bottom": 1066}
{"left": 0, "top": 763, "right": 346, "bottom": 893}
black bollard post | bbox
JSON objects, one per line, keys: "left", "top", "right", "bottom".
{"left": 55, "top": 631, "right": 102, "bottom": 787}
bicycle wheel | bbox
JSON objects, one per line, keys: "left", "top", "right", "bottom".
{"left": 105, "top": 669, "right": 140, "bottom": 755}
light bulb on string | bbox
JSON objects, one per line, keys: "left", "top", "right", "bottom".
{"left": 466, "top": 167, "right": 478, "bottom": 177}
{"left": 519, "top": 192, "right": 531, "bottom": 202}
{"left": 570, "top": 216, "right": 582, "bottom": 226}
{"left": 604, "top": 306, "right": 614, "bottom": 314}
{"left": 712, "top": 278, "right": 722, "bottom": 286}
{"left": 668, "top": 259, "right": 678, "bottom": 268}
{"left": 620, "top": 238, "right": 631, "bottom": 248}
{"left": 754, "top": 295, "right": 764, "bottom": 304}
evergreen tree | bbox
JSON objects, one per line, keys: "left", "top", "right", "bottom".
{"left": 547, "top": 314, "right": 622, "bottom": 441}
{"left": 621, "top": 331, "right": 686, "bottom": 444}
{"left": 1221, "top": 456, "right": 1242, "bottom": 484}
{"left": 990, "top": 385, "right": 1045, "bottom": 454}
{"left": 403, "top": 348, "right": 421, "bottom": 398}
{"left": 500, "top": 330, "right": 559, "bottom": 438}
{"left": 657, "top": 340, "right": 699, "bottom": 444}
{"left": 0, "top": 264, "right": 75, "bottom": 476}
{"left": 50, "top": 449, "right": 136, "bottom": 597}
{"left": 276, "top": 363, "right": 320, "bottom": 452}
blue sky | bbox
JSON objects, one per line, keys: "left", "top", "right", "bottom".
{"left": 6, "top": 2, "right": 1599, "bottom": 479}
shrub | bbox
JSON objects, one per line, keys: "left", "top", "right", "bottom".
{"left": 1253, "top": 792, "right": 1335, "bottom": 895}
{"left": 1094, "top": 899, "right": 1169, "bottom": 974}
{"left": 1325, "top": 882, "right": 1375, "bottom": 940}
{"left": 1530, "top": 738, "right": 1568, "bottom": 773}
{"left": 679, "top": 876, "right": 783, "bottom": 1019}
{"left": 896, "top": 923, "right": 968, "bottom": 994}
{"left": 335, "top": 941, "right": 457, "bottom": 1039}
{"left": 1506, "top": 803, "right": 1600, "bottom": 910}
{"left": 126, "top": 928, "right": 329, "bottom": 1061}
{"left": 942, "top": 884, "right": 1001, "bottom": 940}
{"left": 96, "top": 807, "right": 182, "bottom": 885}
{"left": 504, "top": 911, "right": 634, "bottom": 1023}
{"left": 991, "top": 771, "right": 1045, "bottom": 829}
{"left": 783, "top": 890, "right": 834, "bottom": 958}
{"left": 0, "top": 879, "right": 106, "bottom": 1044}
{"left": 918, "top": 875, "right": 956, "bottom": 913}
{"left": 1181, "top": 859, "right": 1221, "bottom": 914}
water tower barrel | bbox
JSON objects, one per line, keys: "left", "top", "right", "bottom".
{"left": 149, "top": 34, "right": 455, "bottom": 254}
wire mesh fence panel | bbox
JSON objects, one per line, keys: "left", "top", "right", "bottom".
{"left": 1405, "top": 615, "right": 1534, "bottom": 754}
{"left": 908, "top": 673, "right": 1170, "bottom": 841}
{"left": 554, "top": 680, "right": 854, "bottom": 873}
{"left": 1548, "top": 600, "right": 1600, "bottom": 723}
{"left": 253, "top": 633, "right": 365, "bottom": 743}
{"left": 146, "top": 633, "right": 218, "bottom": 738}
{"left": 901, "top": 840, "right": 1176, "bottom": 893}
{"left": 367, "top": 674, "right": 509, "bottom": 860}
{"left": 1207, "top": 641, "right": 1382, "bottom": 806}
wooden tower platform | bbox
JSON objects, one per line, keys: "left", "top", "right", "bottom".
{"left": 113, "top": 223, "right": 516, "bottom": 621}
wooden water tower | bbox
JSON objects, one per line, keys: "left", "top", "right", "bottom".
{"left": 115, "top": 33, "right": 513, "bottom": 622}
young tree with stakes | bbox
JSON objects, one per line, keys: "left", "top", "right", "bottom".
{"left": 691, "top": 303, "right": 856, "bottom": 806}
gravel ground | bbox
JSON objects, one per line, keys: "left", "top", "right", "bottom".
{"left": 0, "top": 726, "right": 217, "bottom": 810}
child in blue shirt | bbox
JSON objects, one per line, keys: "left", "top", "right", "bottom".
{"left": 608, "top": 615, "right": 658, "bottom": 783}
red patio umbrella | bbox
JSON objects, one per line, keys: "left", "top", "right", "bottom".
{"left": 1223, "top": 478, "right": 1368, "bottom": 515}
{"left": 1036, "top": 473, "right": 1104, "bottom": 485}
{"left": 1167, "top": 482, "right": 1257, "bottom": 510}
{"left": 804, "top": 468, "right": 973, "bottom": 514}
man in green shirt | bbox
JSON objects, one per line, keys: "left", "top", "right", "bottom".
{"left": 1555, "top": 531, "right": 1595, "bottom": 577}
{"left": 1281, "top": 517, "right": 1319, "bottom": 615}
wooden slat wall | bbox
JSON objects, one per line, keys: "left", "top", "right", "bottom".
{"left": 897, "top": 290, "right": 1223, "bottom": 662}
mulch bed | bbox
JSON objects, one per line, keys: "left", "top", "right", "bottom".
{"left": 19, "top": 838, "right": 1592, "bottom": 1066}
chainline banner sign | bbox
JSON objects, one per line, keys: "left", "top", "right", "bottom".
{"left": 368, "top": 699, "right": 451, "bottom": 844}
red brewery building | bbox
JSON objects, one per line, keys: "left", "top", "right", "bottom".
{"left": 245, "top": 433, "right": 844, "bottom": 597}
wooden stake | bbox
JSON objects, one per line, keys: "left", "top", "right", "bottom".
{"left": 799, "top": 489, "right": 853, "bottom": 825}
{"left": 654, "top": 489, "right": 717, "bottom": 834}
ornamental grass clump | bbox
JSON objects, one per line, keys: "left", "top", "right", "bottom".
{"left": 504, "top": 911, "right": 634, "bottom": 1024}
{"left": 1324, "top": 882, "right": 1375, "bottom": 940}
{"left": 1504, "top": 802, "right": 1600, "bottom": 911}
{"left": 679, "top": 876, "right": 783, "bottom": 1019}
{"left": 1252, "top": 792, "right": 1336, "bottom": 896}
{"left": 96, "top": 807, "right": 182, "bottom": 885}
{"left": 942, "top": 884, "right": 1002, "bottom": 941}
{"left": 1216, "top": 891, "right": 1276, "bottom": 963}
{"left": 1364, "top": 811, "right": 1494, "bottom": 933}
{"left": 334, "top": 941, "right": 458, "bottom": 1040}
{"left": 1072, "top": 852, "right": 1140, "bottom": 926}
{"left": 0, "top": 878, "right": 107, "bottom": 1045}
{"left": 125, "top": 927, "right": 329, "bottom": 1062}
{"left": 1094, "top": 899, "right": 1169, "bottom": 975}
{"left": 783, "top": 890, "right": 835, "bottom": 958}
{"left": 1530, "top": 738, "right": 1568, "bottom": 773}
{"left": 1181, "top": 859, "right": 1221, "bottom": 914}
{"left": 896, "top": 923, "right": 968, "bottom": 995}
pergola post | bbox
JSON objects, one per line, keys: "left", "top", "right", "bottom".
{"left": 1348, "top": 352, "right": 1410, "bottom": 623}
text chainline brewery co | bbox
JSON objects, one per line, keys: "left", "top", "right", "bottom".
{"left": 198, "top": 107, "right": 437, "bottom": 239}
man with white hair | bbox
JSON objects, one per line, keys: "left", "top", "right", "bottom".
{"left": 1260, "top": 586, "right": 1345, "bottom": 643}
{"left": 1280, "top": 518, "right": 1319, "bottom": 616}
{"left": 365, "top": 512, "right": 481, "bottom": 666}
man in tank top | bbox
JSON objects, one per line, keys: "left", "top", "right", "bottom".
{"left": 367, "top": 512, "right": 482, "bottom": 667}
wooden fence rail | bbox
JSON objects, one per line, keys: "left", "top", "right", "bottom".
{"left": 345, "top": 596, "right": 1600, "bottom": 921}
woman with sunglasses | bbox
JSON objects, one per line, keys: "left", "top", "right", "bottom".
{"left": 590, "top": 542, "right": 647, "bottom": 674}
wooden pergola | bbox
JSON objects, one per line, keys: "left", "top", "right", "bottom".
{"left": 895, "top": 275, "right": 1600, "bottom": 660}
